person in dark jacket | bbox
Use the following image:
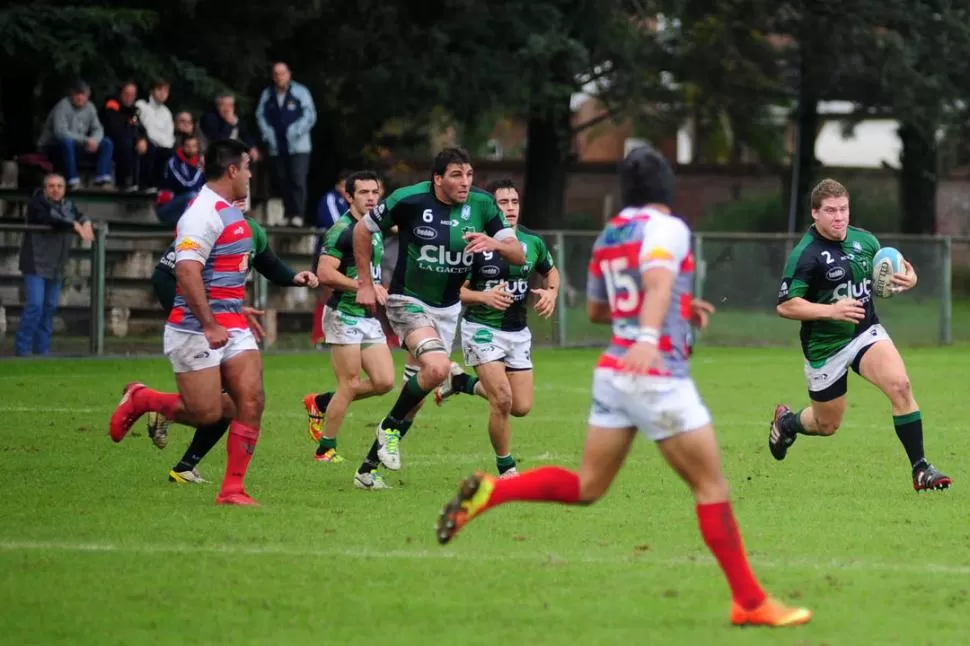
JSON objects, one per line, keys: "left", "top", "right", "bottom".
{"left": 15, "top": 174, "right": 94, "bottom": 356}
{"left": 102, "top": 82, "right": 155, "bottom": 191}
{"left": 199, "top": 94, "right": 260, "bottom": 162}
{"left": 155, "top": 134, "right": 205, "bottom": 225}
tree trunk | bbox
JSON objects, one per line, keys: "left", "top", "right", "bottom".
{"left": 793, "top": 77, "right": 819, "bottom": 231}
{"left": 898, "top": 122, "right": 937, "bottom": 234}
{"left": 522, "top": 100, "right": 571, "bottom": 230}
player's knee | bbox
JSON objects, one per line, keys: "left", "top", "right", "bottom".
{"left": 510, "top": 400, "right": 532, "bottom": 417}
{"left": 886, "top": 375, "right": 913, "bottom": 406}
{"left": 338, "top": 375, "right": 362, "bottom": 392}
{"left": 577, "top": 479, "right": 606, "bottom": 505}
{"left": 236, "top": 387, "right": 265, "bottom": 421}
{"left": 194, "top": 406, "right": 223, "bottom": 427}
{"left": 489, "top": 384, "right": 513, "bottom": 416}
{"left": 422, "top": 357, "right": 451, "bottom": 386}
{"left": 372, "top": 375, "right": 395, "bottom": 395}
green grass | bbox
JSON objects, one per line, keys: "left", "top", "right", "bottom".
{"left": 1, "top": 347, "right": 968, "bottom": 645}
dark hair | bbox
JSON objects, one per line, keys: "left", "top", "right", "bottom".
{"left": 619, "top": 146, "right": 674, "bottom": 207}
{"left": 336, "top": 169, "right": 353, "bottom": 182}
{"left": 120, "top": 80, "right": 137, "bottom": 92}
{"left": 432, "top": 147, "right": 472, "bottom": 177}
{"left": 69, "top": 79, "right": 90, "bottom": 95}
{"left": 151, "top": 79, "right": 169, "bottom": 91}
{"left": 204, "top": 139, "right": 250, "bottom": 179}
{"left": 345, "top": 170, "right": 381, "bottom": 197}
{"left": 486, "top": 178, "right": 518, "bottom": 195}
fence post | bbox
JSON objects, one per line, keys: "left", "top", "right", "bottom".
{"left": 693, "top": 233, "right": 705, "bottom": 300}
{"left": 941, "top": 236, "right": 952, "bottom": 345}
{"left": 89, "top": 223, "right": 107, "bottom": 355}
{"left": 555, "top": 231, "right": 567, "bottom": 346}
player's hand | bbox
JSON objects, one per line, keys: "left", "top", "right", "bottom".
{"left": 829, "top": 298, "right": 865, "bottom": 323}
{"left": 242, "top": 307, "right": 265, "bottom": 342}
{"left": 356, "top": 281, "right": 378, "bottom": 315}
{"left": 690, "top": 298, "right": 716, "bottom": 329}
{"left": 463, "top": 232, "right": 499, "bottom": 254}
{"left": 204, "top": 323, "right": 229, "bottom": 349}
{"left": 482, "top": 281, "right": 514, "bottom": 311}
{"left": 374, "top": 284, "right": 389, "bottom": 306}
{"left": 531, "top": 288, "right": 557, "bottom": 318}
{"left": 293, "top": 271, "right": 318, "bottom": 288}
{"left": 890, "top": 260, "right": 917, "bottom": 294}
{"left": 618, "top": 341, "right": 665, "bottom": 375}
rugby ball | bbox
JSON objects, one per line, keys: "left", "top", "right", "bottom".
{"left": 872, "top": 247, "right": 905, "bottom": 298}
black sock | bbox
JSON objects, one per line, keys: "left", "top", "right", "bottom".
{"left": 359, "top": 420, "right": 413, "bottom": 473}
{"left": 174, "top": 418, "right": 230, "bottom": 472}
{"left": 452, "top": 372, "right": 479, "bottom": 395}
{"left": 387, "top": 376, "right": 431, "bottom": 421}
{"left": 314, "top": 392, "right": 334, "bottom": 412}
{"left": 893, "top": 411, "right": 925, "bottom": 469}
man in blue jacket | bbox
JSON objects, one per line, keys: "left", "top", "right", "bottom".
{"left": 256, "top": 62, "right": 317, "bottom": 227}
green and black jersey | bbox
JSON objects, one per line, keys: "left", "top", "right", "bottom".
{"left": 364, "top": 181, "right": 512, "bottom": 308}
{"left": 464, "top": 226, "right": 554, "bottom": 331}
{"left": 777, "top": 224, "right": 881, "bottom": 363}
{"left": 320, "top": 212, "right": 383, "bottom": 318}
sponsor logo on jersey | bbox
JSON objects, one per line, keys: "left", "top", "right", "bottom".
{"left": 852, "top": 241, "right": 862, "bottom": 251}
{"left": 461, "top": 204, "right": 471, "bottom": 220}
{"left": 520, "top": 241, "right": 528, "bottom": 255}
{"left": 778, "top": 281, "right": 789, "bottom": 298}
{"left": 833, "top": 277, "right": 872, "bottom": 302}
{"left": 417, "top": 245, "right": 475, "bottom": 272}
{"left": 826, "top": 266, "right": 846, "bottom": 281}
{"left": 480, "top": 265, "right": 500, "bottom": 278}
{"left": 176, "top": 238, "right": 200, "bottom": 252}
{"left": 414, "top": 226, "right": 437, "bottom": 241}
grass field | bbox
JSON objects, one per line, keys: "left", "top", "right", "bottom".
{"left": 1, "top": 346, "right": 968, "bottom": 645}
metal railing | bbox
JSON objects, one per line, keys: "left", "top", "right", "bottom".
{"left": 0, "top": 223, "right": 964, "bottom": 355}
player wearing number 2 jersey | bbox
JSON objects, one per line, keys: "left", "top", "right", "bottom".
{"left": 435, "top": 146, "right": 812, "bottom": 628}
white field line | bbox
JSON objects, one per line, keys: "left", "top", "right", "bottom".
{"left": 0, "top": 538, "right": 968, "bottom": 576}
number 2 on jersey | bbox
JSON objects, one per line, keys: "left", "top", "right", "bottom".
{"left": 600, "top": 257, "right": 640, "bottom": 314}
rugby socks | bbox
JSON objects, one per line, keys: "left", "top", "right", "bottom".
{"left": 696, "top": 502, "right": 767, "bottom": 611}
{"left": 174, "top": 418, "right": 230, "bottom": 472}
{"left": 452, "top": 372, "right": 480, "bottom": 396}
{"left": 135, "top": 388, "right": 180, "bottom": 419}
{"left": 316, "top": 435, "right": 337, "bottom": 456}
{"left": 893, "top": 411, "right": 925, "bottom": 469}
{"left": 791, "top": 408, "right": 808, "bottom": 434}
{"left": 496, "top": 454, "right": 517, "bottom": 475}
{"left": 480, "top": 466, "right": 580, "bottom": 512}
{"left": 314, "top": 392, "right": 334, "bottom": 413}
{"left": 359, "top": 420, "right": 413, "bottom": 474}
{"left": 220, "top": 421, "right": 259, "bottom": 494}
{"left": 385, "top": 376, "right": 431, "bottom": 422}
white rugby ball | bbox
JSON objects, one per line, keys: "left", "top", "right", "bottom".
{"left": 872, "top": 247, "right": 905, "bottom": 298}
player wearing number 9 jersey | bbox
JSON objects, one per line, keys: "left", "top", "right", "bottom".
{"left": 434, "top": 146, "right": 812, "bottom": 628}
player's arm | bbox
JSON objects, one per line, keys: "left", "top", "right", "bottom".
{"left": 249, "top": 218, "right": 315, "bottom": 287}
{"left": 464, "top": 201, "right": 525, "bottom": 265}
{"left": 317, "top": 255, "right": 358, "bottom": 292}
{"left": 461, "top": 278, "right": 513, "bottom": 310}
{"left": 173, "top": 215, "right": 222, "bottom": 340}
{"left": 586, "top": 251, "right": 611, "bottom": 324}
{"left": 532, "top": 241, "right": 560, "bottom": 318}
{"left": 775, "top": 251, "right": 862, "bottom": 322}
{"left": 353, "top": 201, "right": 393, "bottom": 313}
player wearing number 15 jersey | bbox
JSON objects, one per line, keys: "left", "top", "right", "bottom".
{"left": 435, "top": 146, "right": 812, "bottom": 628}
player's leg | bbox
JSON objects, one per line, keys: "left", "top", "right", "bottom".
{"left": 168, "top": 417, "right": 230, "bottom": 484}
{"left": 858, "top": 339, "right": 951, "bottom": 490}
{"left": 436, "top": 368, "right": 638, "bottom": 544}
{"left": 656, "top": 418, "right": 812, "bottom": 627}
{"left": 314, "top": 344, "right": 362, "bottom": 463}
{"left": 473, "top": 361, "right": 518, "bottom": 476}
{"left": 215, "top": 332, "right": 264, "bottom": 505}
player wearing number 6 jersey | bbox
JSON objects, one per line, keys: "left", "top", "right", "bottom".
{"left": 435, "top": 178, "right": 560, "bottom": 478}
{"left": 435, "top": 146, "right": 812, "bottom": 628}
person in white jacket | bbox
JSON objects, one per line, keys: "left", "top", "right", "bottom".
{"left": 136, "top": 80, "right": 175, "bottom": 186}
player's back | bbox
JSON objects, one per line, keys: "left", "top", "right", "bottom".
{"left": 167, "top": 186, "right": 253, "bottom": 333}
{"left": 587, "top": 207, "right": 695, "bottom": 378}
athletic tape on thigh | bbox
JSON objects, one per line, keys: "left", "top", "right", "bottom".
{"left": 412, "top": 336, "right": 447, "bottom": 358}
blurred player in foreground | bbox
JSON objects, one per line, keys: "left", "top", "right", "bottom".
{"left": 435, "top": 146, "right": 812, "bottom": 628}
{"left": 435, "top": 178, "right": 559, "bottom": 478}
{"left": 769, "top": 178, "right": 951, "bottom": 491}
{"left": 108, "top": 140, "right": 272, "bottom": 505}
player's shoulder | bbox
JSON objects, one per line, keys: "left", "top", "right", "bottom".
{"left": 846, "top": 225, "right": 880, "bottom": 248}
{"left": 386, "top": 181, "right": 432, "bottom": 207}
{"left": 468, "top": 185, "right": 497, "bottom": 205}
{"left": 516, "top": 225, "right": 546, "bottom": 245}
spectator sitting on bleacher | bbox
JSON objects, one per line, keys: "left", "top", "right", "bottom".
{"left": 200, "top": 94, "right": 260, "bottom": 162}
{"left": 37, "top": 80, "right": 114, "bottom": 190}
{"left": 15, "top": 173, "right": 94, "bottom": 357}
{"left": 102, "top": 82, "right": 155, "bottom": 192}
{"left": 155, "top": 134, "right": 204, "bottom": 225}
{"left": 135, "top": 79, "right": 175, "bottom": 187}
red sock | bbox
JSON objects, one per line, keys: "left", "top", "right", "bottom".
{"left": 696, "top": 502, "right": 766, "bottom": 610}
{"left": 221, "top": 422, "right": 260, "bottom": 494}
{"left": 482, "top": 466, "right": 581, "bottom": 512}
{"left": 134, "top": 388, "right": 180, "bottom": 419}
